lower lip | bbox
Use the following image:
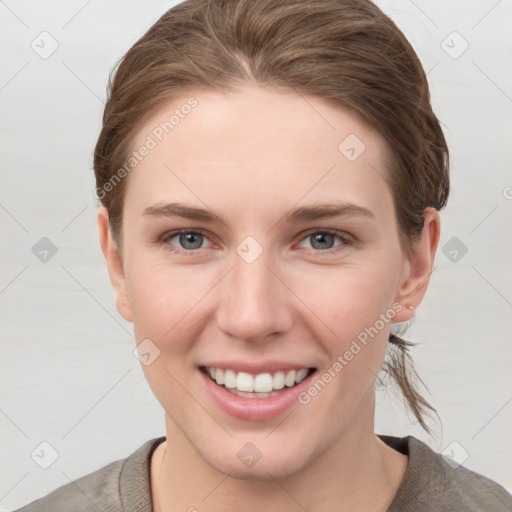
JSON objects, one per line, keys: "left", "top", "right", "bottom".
{"left": 199, "top": 368, "right": 316, "bottom": 422}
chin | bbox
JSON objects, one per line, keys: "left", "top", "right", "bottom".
{"left": 209, "top": 451, "right": 309, "bottom": 482}
{"left": 195, "top": 433, "right": 314, "bottom": 482}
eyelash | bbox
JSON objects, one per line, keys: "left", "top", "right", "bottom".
{"left": 157, "top": 228, "right": 353, "bottom": 256}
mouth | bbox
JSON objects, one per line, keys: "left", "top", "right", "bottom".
{"left": 200, "top": 365, "right": 317, "bottom": 399}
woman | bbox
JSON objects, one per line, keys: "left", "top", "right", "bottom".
{"left": 16, "top": 0, "right": 512, "bottom": 510}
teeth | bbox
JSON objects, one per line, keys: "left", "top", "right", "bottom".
{"left": 295, "top": 368, "right": 309, "bottom": 384}
{"left": 272, "top": 371, "right": 285, "bottom": 390}
{"left": 224, "top": 369, "right": 236, "bottom": 388}
{"left": 215, "top": 368, "right": 224, "bottom": 385}
{"left": 206, "top": 366, "right": 313, "bottom": 393}
{"left": 284, "top": 370, "right": 296, "bottom": 387}
{"left": 254, "top": 373, "right": 273, "bottom": 392}
{"left": 236, "top": 372, "right": 254, "bottom": 392}
{"left": 226, "top": 388, "right": 283, "bottom": 399}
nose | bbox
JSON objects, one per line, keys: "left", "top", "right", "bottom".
{"left": 215, "top": 246, "right": 293, "bottom": 343}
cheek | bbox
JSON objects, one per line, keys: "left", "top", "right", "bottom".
{"left": 127, "top": 261, "right": 211, "bottom": 409}
{"left": 126, "top": 242, "right": 402, "bottom": 355}
{"left": 290, "top": 258, "right": 401, "bottom": 392}
{"left": 126, "top": 258, "right": 217, "bottom": 346}
{"left": 295, "top": 259, "right": 401, "bottom": 337}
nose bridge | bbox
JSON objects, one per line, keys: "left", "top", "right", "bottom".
{"left": 216, "top": 241, "right": 290, "bottom": 341}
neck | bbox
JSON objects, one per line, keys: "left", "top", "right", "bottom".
{"left": 151, "top": 413, "right": 407, "bottom": 512}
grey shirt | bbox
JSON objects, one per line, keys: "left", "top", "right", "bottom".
{"left": 14, "top": 435, "right": 512, "bottom": 511}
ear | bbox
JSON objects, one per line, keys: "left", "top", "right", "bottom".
{"left": 97, "top": 207, "right": 133, "bottom": 323}
{"left": 393, "top": 207, "right": 440, "bottom": 323}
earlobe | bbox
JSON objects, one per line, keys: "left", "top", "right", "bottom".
{"left": 97, "top": 207, "right": 133, "bottom": 323}
{"left": 393, "top": 207, "right": 441, "bottom": 323}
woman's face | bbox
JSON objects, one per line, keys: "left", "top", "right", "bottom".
{"left": 100, "top": 84, "right": 429, "bottom": 479}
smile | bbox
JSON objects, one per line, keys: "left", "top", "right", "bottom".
{"left": 201, "top": 366, "right": 316, "bottom": 398}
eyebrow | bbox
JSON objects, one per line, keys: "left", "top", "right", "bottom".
{"left": 142, "top": 201, "right": 375, "bottom": 225}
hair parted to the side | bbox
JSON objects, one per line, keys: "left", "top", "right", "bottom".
{"left": 93, "top": 0, "right": 449, "bottom": 436}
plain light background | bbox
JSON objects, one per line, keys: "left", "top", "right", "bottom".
{"left": 1, "top": 0, "right": 511, "bottom": 509}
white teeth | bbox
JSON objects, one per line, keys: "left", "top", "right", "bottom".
{"left": 254, "top": 373, "right": 273, "bottom": 392}
{"left": 236, "top": 372, "right": 254, "bottom": 392}
{"left": 215, "top": 368, "right": 224, "bottom": 385}
{"left": 226, "top": 388, "right": 282, "bottom": 399}
{"left": 224, "top": 369, "right": 236, "bottom": 389}
{"left": 205, "top": 366, "right": 313, "bottom": 394}
{"left": 225, "top": 370, "right": 236, "bottom": 389}
{"left": 272, "top": 371, "right": 285, "bottom": 390}
{"left": 295, "top": 368, "right": 309, "bottom": 384}
{"left": 284, "top": 370, "right": 296, "bottom": 387}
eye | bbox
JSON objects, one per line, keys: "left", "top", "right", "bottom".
{"left": 157, "top": 228, "right": 352, "bottom": 255}
{"left": 297, "top": 229, "right": 352, "bottom": 253}
{"left": 159, "top": 229, "right": 214, "bottom": 253}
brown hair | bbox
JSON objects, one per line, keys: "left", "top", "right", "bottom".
{"left": 94, "top": 0, "right": 449, "bottom": 435}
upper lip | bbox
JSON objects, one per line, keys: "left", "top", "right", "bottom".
{"left": 200, "top": 361, "right": 317, "bottom": 375}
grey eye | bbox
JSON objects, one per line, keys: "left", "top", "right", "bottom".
{"left": 308, "top": 232, "right": 336, "bottom": 250}
{"left": 175, "top": 232, "right": 205, "bottom": 250}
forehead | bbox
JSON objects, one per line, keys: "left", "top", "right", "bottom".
{"left": 125, "top": 85, "right": 393, "bottom": 219}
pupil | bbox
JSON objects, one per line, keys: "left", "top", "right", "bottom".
{"left": 312, "top": 233, "right": 333, "bottom": 250}
{"left": 181, "top": 233, "right": 202, "bottom": 249}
